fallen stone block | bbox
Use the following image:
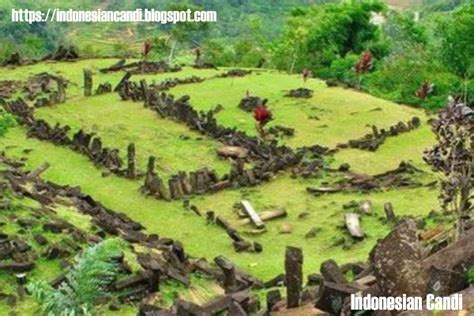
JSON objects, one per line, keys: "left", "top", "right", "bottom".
{"left": 320, "top": 259, "right": 347, "bottom": 284}
{"left": 0, "top": 261, "right": 35, "bottom": 272}
{"left": 344, "top": 213, "right": 364, "bottom": 239}
{"left": 370, "top": 219, "right": 425, "bottom": 297}
{"left": 315, "top": 281, "right": 358, "bottom": 315}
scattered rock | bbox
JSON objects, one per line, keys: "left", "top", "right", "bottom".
{"left": 0, "top": 262, "right": 35, "bottom": 272}
{"left": 279, "top": 223, "right": 293, "bottom": 234}
{"left": 344, "top": 213, "right": 364, "bottom": 239}
{"left": 370, "top": 219, "right": 425, "bottom": 297}
{"left": 304, "top": 227, "right": 321, "bottom": 239}
{"left": 320, "top": 259, "right": 347, "bottom": 284}
{"left": 268, "top": 125, "right": 295, "bottom": 137}
{"left": 219, "top": 69, "right": 252, "bottom": 78}
{"left": 298, "top": 212, "right": 310, "bottom": 220}
{"left": 359, "top": 200, "right": 372, "bottom": 214}
{"left": 285, "top": 88, "right": 313, "bottom": 98}
{"left": 238, "top": 96, "right": 266, "bottom": 112}
{"left": 217, "top": 146, "right": 248, "bottom": 159}
{"left": 338, "top": 163, "right": 350, "bottom": 172}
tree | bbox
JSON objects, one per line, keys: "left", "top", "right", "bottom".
{"left": 437, "top": 4, "right": 474, "bottom": 104}
{"left": 381, "top": 10, "right": 427, "bottom": 55}
{"left": 202, "top": 39, "right": 235, "bottom": 66}
{"left": 272, "top": 1, "right": 385, "bottom": 73}
{"left": 150, "top": 36, "right": 171, "bottom": 60}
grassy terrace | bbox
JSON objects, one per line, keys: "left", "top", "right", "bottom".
{"left": 36, "top": 95, "right": 230, "bottom": 178}
{"left": 0, "top": 60, "right": 440, "bottom": 281}
{"left": 0, "top": 59, "right": 230, "bottom": 178}
{"left": 170, "top": 71, "right": 432, "bottom": 149}
{"left": 0, "top": 131, "right": 439, "bottom": 280}
{"left": 331, "top": 125, "right": 436, "bottom": 175}
{"left": 0, "top": 162, "right": 223, "bottom": 315}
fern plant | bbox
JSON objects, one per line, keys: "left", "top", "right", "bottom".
{"left": 28, "top": 238, "right": 125, "bottom": 316}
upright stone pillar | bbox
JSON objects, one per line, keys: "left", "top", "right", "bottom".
{"left": 57, "top": 78, "right": 66, "bottom": 103}
{"left": 127, "top": 143, "right": 136, "bottom": 179}
{"left": 214, "top": 256, "right": 238, "bottom": 293}
{"left": 83, "top": 69, "right": 93, "bottom": 97}
{"left": 285, "top": 246, "right": 303, "bottom": 308}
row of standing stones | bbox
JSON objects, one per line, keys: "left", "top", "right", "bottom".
{"left": 3, "top": 62, "right": 470, "bottom": 314}
{"left": 1, "top": 46, "right": 79, "bottom": 67}
{"left": 337, "top": 116, "right": 421, "bottom": 152}
{"left": 0, "top": 155, "right": 262, "bottom": 314}
{"left": 114, "top": 71, "right": 304, "bottom": 200}
{"left": 1, "top": 94, "right": 302, "bottom": 201}
{"left": 0, "top": 71, "right": 309, "bottom": 259}
{"left": 4, "top": 154, "right": 473, "bottom": 315}
{"left": 1, "top": 69, "right": 429, "bottom": 254}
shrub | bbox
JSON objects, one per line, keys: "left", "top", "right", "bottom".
{"left": 315, "top": 54, "right": 359, "bottom": 87}
{"left": 364, "top": 47, "right": 461, "bottom": 110}
{"left": 202, "top": 39, "right": 236, "bottom": 66}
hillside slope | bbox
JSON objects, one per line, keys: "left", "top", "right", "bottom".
{"left": 0, "top": 58, "right": 444, "bottom": 313}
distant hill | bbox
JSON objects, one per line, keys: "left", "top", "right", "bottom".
{"left": 0, "top": 0, "right": 468, "bottom": 61}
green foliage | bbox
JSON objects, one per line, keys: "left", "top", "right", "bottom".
{"left": 365, "top": 46, "right": 461, "bottom": 109}
{"left": 468, "top": 266, "right": 474, "bottom": 284}
{"left": 150, "top": 36, "right": 171, "bottom": 60}
{"left": 199, "top": 14, "right": 268, "bottom": 67}
{"left": 436, "top": 4, "right": 474, "bottom": 79}
{"left": 0, "top": 112, "right": 16, "bottom": 137}
{"left": 0, "top": 1, "right": 67, "bottom": 59}
{"left": 269, "top": 0, "right": 473, "bottom": 110}
{"left": 422, "top": 0, "right": 473, "bottom": 13}
{"left": 112, "top": 42, "right": 134, "bottom": 58}
{"left": 315, "top": 54, "right": 359, "bottom": 86}
{"left": 381, "top": 11, "right": 427, "bottom": 55}
{"left": 28, "top": 239, "right": 125, "bottom": 315}
{"left": 201, "top": 39, "right": 235, "bottom": 66}
{"left": 233, "top": 39, "right": 265, "bottom": 67}
{"left": 272, "top": 1, "right": 385, "bottom": 72}
{"left": 79, "top": 44, "right": 99, "bottom": 59}
{"left": 0, "top": 38, "right": 16, "bottom": 61}
{"left": 435, "top": 4, "right": 473, "bottom": 104}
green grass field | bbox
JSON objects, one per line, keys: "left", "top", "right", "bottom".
{"left": 0, "top": 59, "right": 443, "bottom": 312}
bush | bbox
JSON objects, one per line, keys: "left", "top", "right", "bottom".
{"left": 364, "top": 47, "right": 461, "bottom": 110}
{"left": 112, "top": 42, "right": 135, "bottom": 58}
{"left": 0, "top": 39, "right": 16, "bottom": 63}
{"left": 234, "top": 39, "right": 266, "bottom": 68}
{"left": 202, "top": 39, "right": 236, "bottom": 66}
{"left": 315, "top": 54, "right": 359, "bottom": 87}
